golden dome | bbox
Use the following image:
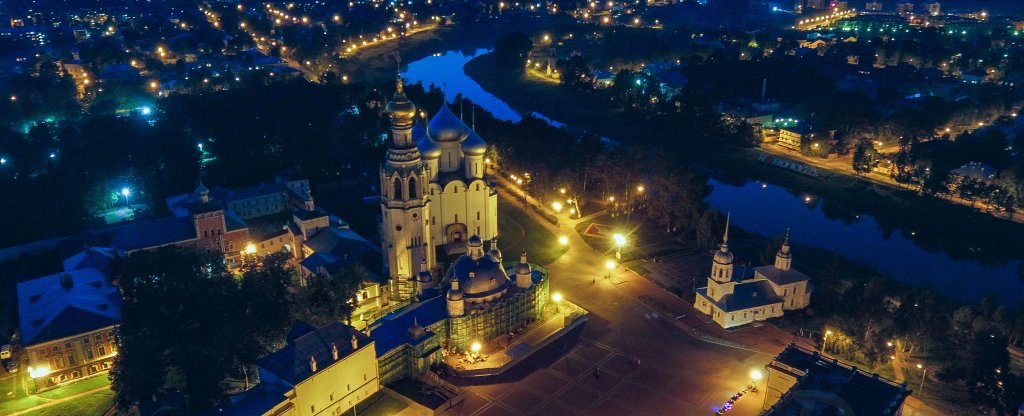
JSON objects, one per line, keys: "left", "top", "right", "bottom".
{"left": 385, "top": 77, "right": 416, "bottom": 119}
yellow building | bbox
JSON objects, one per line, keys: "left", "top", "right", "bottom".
{"left": 222, "top": 322, "right": 380, "bottom": 416}
{"left": 17, "top": 256, "right": 121, "bottom": 391}
{"left": 693, "top": 221, "right": 811, "bottom": 329}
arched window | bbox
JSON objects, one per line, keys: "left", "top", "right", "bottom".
{"left": 393, "top": 178, "right": 402, "bottom": 200}
{"left": 408, "top": 177, "right": 417, "bottom": 199}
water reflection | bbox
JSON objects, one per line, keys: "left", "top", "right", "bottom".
{"left": 705, "top": 178, "right": 1023, "bottom": 304}
{"left": 402, "top": 48, "right": 1024, "bottom": 304}
{"left": 401, "top": 48, "right": 522, "bottom": 122}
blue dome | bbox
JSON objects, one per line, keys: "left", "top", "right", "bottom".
{"left": 446, "top": 255, "right": 510, "bottom": 300}
{"left": 461, "top": 131, "right": 487, "bottom": 156}
{"left": 427, "top": 104, "right": 470, "bottom": 143}
{"left": 414, "top": 123, "right": 441, "bottom": 159}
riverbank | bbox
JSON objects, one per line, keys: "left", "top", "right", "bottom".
{"left": 463, "top": 52, "right": 1024, "bottom": 269}
{"left": 337, "top": 17, "right": 569, "bottom": 84}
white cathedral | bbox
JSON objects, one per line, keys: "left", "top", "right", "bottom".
{"left": 694, "top": 217, "right": 812, "bottom": 329}
{"left": 378, "top": 76, "right": 498, "bottom": 302}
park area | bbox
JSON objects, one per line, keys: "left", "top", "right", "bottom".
{"left": 0, "top": 374, "right": 112, "bottom": 415}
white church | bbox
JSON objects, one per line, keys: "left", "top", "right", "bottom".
{"left": 378, "top": 75, "right": 498, "bottom": 302}
{"left": 694, "top": 217, "right": 812, "bottom": 329}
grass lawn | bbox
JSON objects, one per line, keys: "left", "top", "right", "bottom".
{"left": 32, "top": 389, "right": 114, "bottom": 416}
{"left": 497, "top": 200, "right": 563, "bottom": 267}
{"left": 0, "top": 375, "right": 111, "bottom": 415}
{"left": 37, "top": 375, "right": 110, "bottom": 400}
{"left": 0, "top": 394, "right": 49, "bottom": 414}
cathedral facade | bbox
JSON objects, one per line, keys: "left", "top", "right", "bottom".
{"left": 379, "top": 76, "right": 498, "bottom": 303}
{"left": 369, "top": 77, "right": 549, "bottom": 384}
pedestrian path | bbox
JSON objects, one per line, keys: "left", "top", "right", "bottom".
{"left": 8, "top": 385, "right": 111, "bottom": 416}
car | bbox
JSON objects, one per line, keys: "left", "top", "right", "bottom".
{"left": 3, "top": 359, "right": 17, "bottom": 374}
{"left": 0, "top": 344, "right": 10, "bottom": 360}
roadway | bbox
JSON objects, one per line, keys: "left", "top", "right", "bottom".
{"left": 449, "top": 199, "right": 798, "bottom": 415}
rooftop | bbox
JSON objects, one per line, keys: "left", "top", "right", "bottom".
{"left": 754, "top": 265, "right": 811, "bottom": 286}
{"left": 765, "top": 344, "right": 910, "bottom": 415}
{"left": 697, "top": 279, "right": 782, "bottom": 312}
{"left": 258, "top": 321, "right": 373, "bottom": 386}
{"left": 17, "top": 268, "right": 121, "bottom": 345}
{"left": 110, "top": 215, "right": 197, "bottom": 252}
{"left": 369, "top": 296, "right": 448, "bottom": 357}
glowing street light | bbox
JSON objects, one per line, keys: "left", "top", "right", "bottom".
{"left": 470, "top": 341, "right": 482, "bottom": 354}
{"left": 121, "top": 187, "right": 132, "bottom": 207}
{"left": 750, "top": 369, "right": 763, "bottom": 381}
{"left": 552, "top": 201, "right": 563, "bottom": 212}
{"left": 612, "top": 233, "right": 627, "bottom": 260}
{"left": 559, "top": 187, "right": 566, "bottom": 194}
{"left": 636, "top": 185, "right": 644, "bottom": 193}
{"left": 558, "top": 235, "right": 569, "bottom": 246}
{"left": 552, "top": 292, "right": 563, "bottom": 302}
{"left": 821, "top": 330, "right": 833, "bottom": 354}
{"left": 245, "top": 243, "right": 257, "bottom": 254}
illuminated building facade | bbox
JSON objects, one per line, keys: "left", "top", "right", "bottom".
{"left": 17, "top": 249, "right": 120, "bottom": 391}
{"left": 694, "top": 221, "right": 811, "bottom": 329}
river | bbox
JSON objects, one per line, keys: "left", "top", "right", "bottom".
{"left": 402, "top": 48, "right": 1024, "bottom": 305}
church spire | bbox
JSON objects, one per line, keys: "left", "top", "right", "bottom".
{"left": 722, "top": 211, "right": 730, "bottom": 247}
{"left": 394, "top": 55, "right": 404, "bottom": 94}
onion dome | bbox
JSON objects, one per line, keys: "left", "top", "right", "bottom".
{"left": 468, "top": 234, "right": 483, "bottom": 248}
{"left": 414, "top": 123, "right": 441, "bottom": 159}
{"left": 713, "top": 244, "right": 734, "bottom": 265}
{"left": 385, "top": 77, "right": 416, "bottom": 120}
{"left": 461, "top": 130, "right": 487, "bottom": 156}
{"left": 487, "top": 238, "right": 502, "bottom": 263}
{"left": 516, "top": 249, "right": 532, "bottom": 275}
{"left": 446, "top": 278, "right": 464, "bottom": 301}
{"left": 427, "top": 104, "right": 471, "bottom": 143}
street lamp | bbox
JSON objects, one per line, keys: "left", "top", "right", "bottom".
{"left": 558, "top": 235, "right": 569, "bottom": 247}
{"left": 821, "top": 330, "right": 833, "bottom": 354}
{"left": 605, "top": 259, "right": 616, "bottom": 278}
{"left": 245, "top": 243, "right": 257, "bottom": 254}
{"left": 470, "top": 341, "right": 481, "bottom": 358}
{"left": 612, "top": 233, "right": 626, "bottom": 261}
{"left": 552, "top": 292, "right": 563, "bottom": 312}
{"left": 121, "top": 187, "right": 132, "bottom": 207}
{"left": 552, "top": 201, "right": 563, "bottom": 212}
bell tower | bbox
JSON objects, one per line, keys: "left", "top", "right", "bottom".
{"left": 707, "top": 213, "right": 735, "bottom": 302}
{"left": 775, "top": 228, "right": 792, "bottom": 271}
{"left": 380, "top": 72, "right": 435, "bottom": 302}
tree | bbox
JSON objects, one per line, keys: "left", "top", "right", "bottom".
{"left": 852, "top": 138, "right": 877, "bottom": 175}
{"left": 111, "top": 248, "right": 298, "bottom": 411}
{"left": 493, "top": 31, "right": 532, "bottom": 70}
{"left": 291, "top": 264, "right": 364, "bottom": 327}
{"left": 558, "top": 55, "right": 593, "bottom": 90}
